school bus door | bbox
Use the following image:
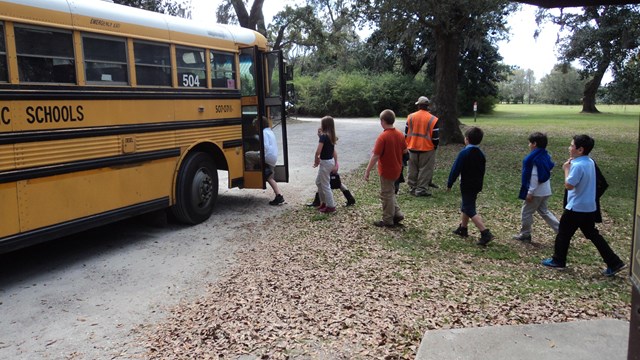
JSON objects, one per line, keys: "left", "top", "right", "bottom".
{"left": 239, "top": 47, "right": 288, "bottom": 189}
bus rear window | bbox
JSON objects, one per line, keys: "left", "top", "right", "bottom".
{"left": 134, "top": 41, "right": 171, "bottom": 86}
{"left": 0, "top": 23, "right": 7, "bottom": 82}
{"left": 176, "top": 47, "right": 206, "bottom": 88}
{"left": 83, "top": 36, "right": 128, "bottom": 85}
{"left": 15, "top": 25, "right": 76, "bottom": 84}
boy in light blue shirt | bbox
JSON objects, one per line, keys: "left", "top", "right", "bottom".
{"left": 541, "top": 134, "right": 625, "bottom": 277}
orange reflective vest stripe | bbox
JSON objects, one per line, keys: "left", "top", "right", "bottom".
{"left": 406, "top": 110, "right": 438, "bottom": 151}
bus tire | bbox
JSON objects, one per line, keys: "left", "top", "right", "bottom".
{"left": 172, "top": 152, "right": 218, "bottom": 224}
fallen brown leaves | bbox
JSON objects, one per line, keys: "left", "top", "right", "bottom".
{"left": 139, "top": 179, "right": 630, "bottom": 359}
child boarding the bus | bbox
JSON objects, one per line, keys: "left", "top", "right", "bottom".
{"left": 313, "top": 116, "right": 338, "bottom": 213}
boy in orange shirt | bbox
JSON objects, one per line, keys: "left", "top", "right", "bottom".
{"left": 364, "top": 109, "right": 408, "bottom": 227}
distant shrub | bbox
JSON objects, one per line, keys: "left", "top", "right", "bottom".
{"left": 293, "top": 70, "right": 433, "bottom": 117}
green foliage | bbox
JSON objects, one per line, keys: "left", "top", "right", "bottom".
{"left": 537, "top": 64, "right": 586, "bottom": 105}
{"left": 330, "top": 73, "right": 372, "bottom": 117}
{"left": 293, "top": 70, "right": 433, "bottom": 117}
{"left": 293, "top": 70, "right": 339, "bottom": 116}
{"left": 457, "top": 37, "right": 507, "bottom": 114}
{"left": 604, "top": 55, "right": 640, "bottom": 104}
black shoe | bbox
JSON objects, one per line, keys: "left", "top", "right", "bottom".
{"left": 429, "top": 182, "right": 439, "bottom": 189}
{"left": 477, "top": 229, "right": 494, "bottom": 246}
{"left": 373, "top": 220, "right": 395, "bottom": 228}
{"left": 393, "top": 215, "right": 405, "bottom": 225}
{"left": 343, "top": 190, "right": 356, "bottom": 206}
{"left": 306, "top": 192, "right": 320, "bottom": 207}
{"left": 269, "top": 194, "right": 285, "bottom": 206}
{"left": 414, "top": 191, "right": 432, "bottom": 197}
{"left": 452, "top": 225, "right": 468, "bottom": 238}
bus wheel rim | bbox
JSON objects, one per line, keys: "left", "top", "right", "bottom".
{"left": 192, "top": 167, "right": 213, "bottom": 208}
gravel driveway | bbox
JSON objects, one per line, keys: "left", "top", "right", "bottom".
{"left": 0, "top": 116, "right": 388, "bottom": 359}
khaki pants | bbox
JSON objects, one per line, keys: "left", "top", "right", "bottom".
{"left": 407, "top": 150, "right": 436, "bottom": 195}
{"left": 520, "top": 195, "right": 559, "bottom": 235}
{"left": 380, "top": 176, "right": 403, "bottom": 225}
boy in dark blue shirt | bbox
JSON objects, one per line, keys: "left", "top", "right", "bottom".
{"left": 447, "top": 127, "right": 494, "bottom": 246}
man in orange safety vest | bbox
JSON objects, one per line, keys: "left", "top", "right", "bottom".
{"left": 405, "top": 96, "right": 439, "bottom": 196}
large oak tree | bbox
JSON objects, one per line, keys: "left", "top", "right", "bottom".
{"left": 539, "top": 5, "right": 640, "bottom": 113}
{"left": 360, "top": 0, "right": 515, "bottom": 144}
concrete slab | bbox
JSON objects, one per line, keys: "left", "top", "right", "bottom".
{"left": 416, "top": 319, "right": 629, "bottom": 360}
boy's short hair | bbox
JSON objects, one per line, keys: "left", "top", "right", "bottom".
{"left": 379, "top": 109, "right": 395, "bottom": 125}
{"left": 573, "top": 134, "right": 595, "bottom": 155}
{"left": 465, "top": 127, "right": 484, "bottom": 145}
{"left": 528, "top": 132, "right": 548, "bottom": 148}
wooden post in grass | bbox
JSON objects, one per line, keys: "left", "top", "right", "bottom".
{"left": 473, "top": 101, "right": 477, "bottom": 122}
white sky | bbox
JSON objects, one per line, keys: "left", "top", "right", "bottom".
{"left": 189, "top": 1, "right": 583, "bottom": 81}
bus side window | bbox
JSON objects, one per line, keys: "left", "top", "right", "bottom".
{"left": 239, "top": 52, "right": 255, "bottom": 96}
{"left": 211, "top": 51, "right": 236, "bottom": 89}
{"left": 83, "top": 35, "right": 128, "bottom": 85}
{"left": 133, "top": 41, "right": 171, "bottom": 87}
{"left": 0, "top": 23, "right": 7, "bottom": 82}
{"left": 176, "top": 47, "right": 205, "bottom": 88}
{"left": 15, "top": 25, "right": 76, "bottom": 84}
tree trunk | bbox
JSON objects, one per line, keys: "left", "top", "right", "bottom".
{"left": 581, "top": 64, "right": 607, "bottom": 113}
{"left": 434, "top": 28, "right": 464, "bottom": 145}
{"left": 249, "top": 0, "right": 266, "bottom": 36}
{"left": 229, "top": 0, "right": 266, "bottom": 35}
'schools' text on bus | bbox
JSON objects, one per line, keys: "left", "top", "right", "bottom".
{"left": 0, "top": 0, "right": 290, "bottom": 253}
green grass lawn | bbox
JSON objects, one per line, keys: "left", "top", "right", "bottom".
{"left": 356, "top": 103, "right": 638, "bottom": 305}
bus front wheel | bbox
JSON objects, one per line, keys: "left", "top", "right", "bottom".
{"left": 172, "top": 152, "right": 218, "bottom": 224}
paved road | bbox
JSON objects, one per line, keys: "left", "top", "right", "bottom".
{"left": 0, "top": 116, "right": 387, "bottom": 359}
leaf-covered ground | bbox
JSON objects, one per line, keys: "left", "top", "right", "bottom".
{"left": 138, "top": 175, "right": 631, "bottom": 359}
{"left": 138, "top": 115, "right": 635, "bottom": 359}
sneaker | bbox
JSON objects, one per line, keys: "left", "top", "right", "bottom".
{"left": 452, "top": 225, "right": 468, "bottom": 238}
{"left": 269, "top": 194, "right": 285, "bottom": 206}
{"left": 477, "top": 229, "right": 494, "bottom": 246}
{"left": 512, "top": 233, "right": 532, "bottom": 243}
{"left": 373, "top": 220, "right": 395, "bottom": 228}
{"left": 319, "top": 206, "right": 336, "bottom": 213}
{"left": 429, "top": 182, "right": 439, "bottom": 189}
{"left": 317, "top": 203, "right": 326, "bottom": 211}
{"left": 541, "top": 258, "right": 566, "bottom": 270}
{"left": 602, "top": 263, "right": 626, "bottom": 277}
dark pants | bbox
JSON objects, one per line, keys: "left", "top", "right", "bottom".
{"left": 553, "top": 209, "right": 622, "bottom": 268}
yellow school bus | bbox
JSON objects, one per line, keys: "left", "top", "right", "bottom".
{"left": 0, "top": 0, "right": 289, "bottom": 253}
